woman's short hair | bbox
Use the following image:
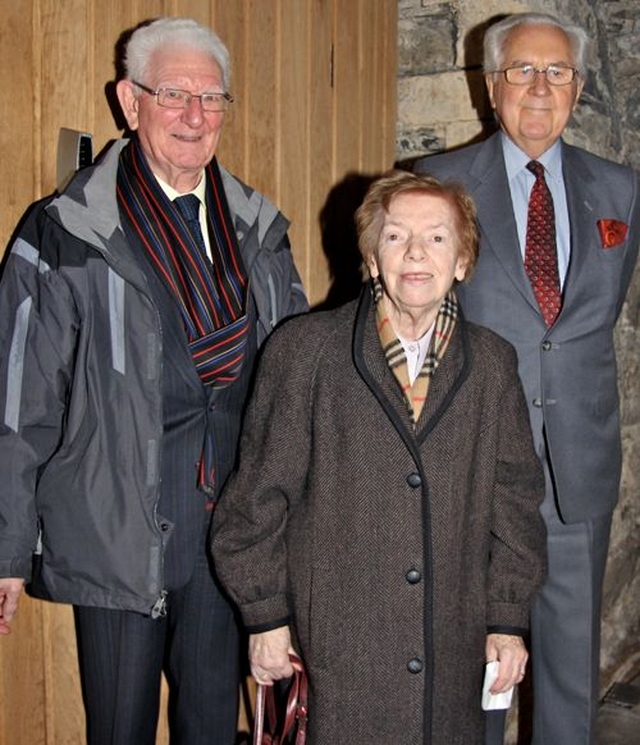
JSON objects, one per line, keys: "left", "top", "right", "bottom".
{"left": 123, "top": 17, "right": 231, "bottom": 92}
{"left": 484, "top": 12, "right": 588, "bottom": 79}
{"left": 355, "top": 169, "right": 479, "bottom": 283}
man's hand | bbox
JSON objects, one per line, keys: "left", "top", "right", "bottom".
{"left": 249, "top": 626, "right": 295, "bottom": 685}
{"left": 0, "top": 578, "right": 25, "bottom": 635}
{"left": 485, "top": 632, "right": 528, "bottom": 693}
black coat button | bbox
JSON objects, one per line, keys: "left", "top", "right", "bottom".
{"left": 532, "top": 398, "right": 543, "bottom": 408}
{"left": 407, "top": 473, "right": 422, "bottom": 488}
{"left": 408, "top": 658, "right": 423, "bottom": 674}
{"left": 406, "top": 569, "right": 422, "bottom": 584}
{"left": 542, "top": 341, "right": 552, "bottom": 351}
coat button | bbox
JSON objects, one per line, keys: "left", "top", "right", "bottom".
{"left": 406, "top": 473, "right": 422, "bottom": 488}
{"left": 542, "top": 341, "right": 552, "bottom": 351}
{"left": 408, "top": 658, "right": 423, "bottom": 674}
{"left": 532, "top": 398, "right": 543, "bottom": 408}
{"left": 406, "top": 569, "right": 422, "bottom": 584}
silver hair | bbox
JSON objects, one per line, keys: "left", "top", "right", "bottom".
{"left": 123, "top": 17, "right": 231, "bottom": 91}
{"left": 483, "top": 12, "right": 588, "bottom": 79}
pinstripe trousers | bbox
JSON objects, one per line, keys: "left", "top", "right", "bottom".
{"left": 74, "top": 542, "right": 241, "bottom": 745}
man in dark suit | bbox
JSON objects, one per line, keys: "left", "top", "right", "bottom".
{"left": 0, "top": 17, "right": 307, "bottom": 745}
{"left": 414, "top": 11, "right": 639, "bottom": 745}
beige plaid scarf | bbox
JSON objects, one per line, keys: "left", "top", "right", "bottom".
{"left": 373, "top": 278, "right": 458, "bottom": 425}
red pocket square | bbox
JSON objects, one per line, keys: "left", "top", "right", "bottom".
{"left": 597, "top": 219, "right": 628, "bottom": 248}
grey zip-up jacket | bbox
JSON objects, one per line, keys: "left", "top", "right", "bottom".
{"left": 0, "top": 139, "right": 307, "bottom": 615}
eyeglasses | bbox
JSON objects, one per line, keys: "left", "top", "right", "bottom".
{"left": 133, "top": 81, "right": 234, "bottom": 112}
{"left": 493, "top": 64, "right": 579, "bottom": 86}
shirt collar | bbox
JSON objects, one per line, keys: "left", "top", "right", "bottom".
{"left": 501, "top": 132, "right": 564, "bottom": 185}
{"left": 156, "top": 172, "right": 207, "bottom": 204}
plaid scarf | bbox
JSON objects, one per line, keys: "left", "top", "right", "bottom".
{"left": 117, "top": 139, "right": 250, "bottom": 492}
{"left": 373, "top": 277, "right": 458, "bottom": 426}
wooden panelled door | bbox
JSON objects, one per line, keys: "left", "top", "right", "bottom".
{"left": 0, "top": 1, "right": 397, "bottom": 743}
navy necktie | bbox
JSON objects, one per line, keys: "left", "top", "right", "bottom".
{"left": 174, "top": 194, "right": 207, "bottom": 258}
{"left": 524, "top": 161, "right": 561, "bottom": 327}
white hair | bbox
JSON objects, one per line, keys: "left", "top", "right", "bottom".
{"left": 484, "top": 12, "right": 588, "bottom": 79}
{"left": 123, "top": 17, "right": 231, "bottom": 91}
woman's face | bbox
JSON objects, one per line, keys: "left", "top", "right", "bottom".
{"left": 367, "top": 191, "right": 468, "bottom": 327}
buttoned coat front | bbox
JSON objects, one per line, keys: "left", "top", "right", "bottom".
{"left": 212, "top": 289, "right": 546, "bottom": 744}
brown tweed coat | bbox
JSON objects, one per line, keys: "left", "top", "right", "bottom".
{"left": 212, "top": 289, "right": 546, "bottom": 745}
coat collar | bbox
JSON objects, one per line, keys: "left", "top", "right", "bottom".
{"left": 352, "top": 286, "right": 472, "bottom": 447}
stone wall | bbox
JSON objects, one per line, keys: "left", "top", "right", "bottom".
{"left": 396, "top": 0, "right": 640, "bottom": 702}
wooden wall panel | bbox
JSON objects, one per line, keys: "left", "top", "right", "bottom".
{"left": 307, "top": 0, "right": 335, "bottom": 304}
{"left": 361, "top": 0, "right": 393, "bottom": 173}
{"left": 0, "top": 2, "right": 397, "bottom": 742}
{"left": 91, "top": 1, "right": 154, "bottom": 153}
{"left": 42, "top": 604, "right": 85, "bottom": 744}
{"left": 0, "top": 595, "right": 46, "bottom": 745}
{"left": 245, "top": 0, "right": 278, "bottom": 200}
{"left": 278, "top": 0, "right": 312, "bottom": 295}
{"left": 40, "top": 0, "right": 90, "bottom": 194}
{"left": 333, "top": 0, "right": 361, "bottom": 177}
{"left": 0, "top": 1, "right": 37, "bottom": 241}
{"left": 212, "top": 0, "right": 249, "bottom": 178}
{"left": 0, "top": 5, "right": 45, "bottom": 742}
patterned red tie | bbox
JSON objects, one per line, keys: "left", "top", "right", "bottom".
{"left": 525, "top": 161, "right": 561, "bottom": 327}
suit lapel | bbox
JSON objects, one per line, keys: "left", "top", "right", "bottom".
{"left": 467, "top": 134, "right": 539, "bottom": 313}
{"left": 561, "top": 143, "right": 599, "bottom": 306}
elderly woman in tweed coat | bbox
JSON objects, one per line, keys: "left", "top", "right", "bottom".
{"left": 212, "top": 170, "right": 546, "bottom": 744}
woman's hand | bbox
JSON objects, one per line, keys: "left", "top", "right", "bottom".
{"left": 249, "top": 626, "right": 296, "bottom": 685}
{"left": 485, "top": 633, "right": 528, "bottom": 693}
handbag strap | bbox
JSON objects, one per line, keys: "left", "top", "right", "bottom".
{"left": 286, "top": 654, "right": 308, "bottom": 744}
{"left": 253, "top": 653, "right": 308, "bottom": 745}
{"left": 254, "top": 677, "right": 266, "bottom": 744}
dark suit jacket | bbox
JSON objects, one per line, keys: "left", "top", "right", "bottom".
{"left": 415, "top": 132, "right": 640, "bottom": 522}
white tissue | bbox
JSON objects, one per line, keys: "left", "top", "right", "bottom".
{"left": 481, "top": 660, "right": 514, "bottom": 711}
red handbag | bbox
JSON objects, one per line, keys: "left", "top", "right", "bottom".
{"left": 253, "top": 653, "right": 308, "bottom": 745}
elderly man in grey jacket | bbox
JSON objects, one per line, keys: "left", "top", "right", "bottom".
{"left": 414, "top": 11, "right": 640, "bottom": 745}
{"left": 0, "top": 17, "right": 306, "bottom": 745}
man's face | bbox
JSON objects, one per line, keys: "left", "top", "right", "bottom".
{"left": 117, "top": 46, "right": 227, "bottom": 191}
{"left": 485, "top": 24, "right": 584, "bottom": 159}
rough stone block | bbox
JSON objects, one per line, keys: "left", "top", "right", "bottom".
{"left": 399, "top": 70, "right": 487, "bottom": 128}
{"left": 398, "top": 10, "right": 456, "bottom": 76}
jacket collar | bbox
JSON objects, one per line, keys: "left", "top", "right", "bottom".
{"left": 47, "top": 139, "right": 288, "bottom": 270}
{"left": 352, "top": 285, "right": 472, "bottom": 446}
{"left": 469, "top": 135, "right": 604, "bottom": 324}
{"left": 49, "top": 138, "right": 128, "bottom": 251}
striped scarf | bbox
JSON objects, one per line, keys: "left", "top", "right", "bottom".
{"left": 117, "top": 139, "right": 250, "bottom": 491}
{"left": 373, "top": 277, "right": 458, "bottom": 425}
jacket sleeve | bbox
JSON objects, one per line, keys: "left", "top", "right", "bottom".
{"left": 269, "top": 229, "right": 308, "bottom": 321}
{"left": 0, "top": 211, "right": 78, "bottom": 580}
{"left": 486, "top": 345, "right": 547, "bottom": 633}
{"left": 615, "top": 167, "right": 640, "bottom": 319}
{"left": 250, "top": 211, "right": 308, "bottom": 348}
{"left": 211, "top": 319, "right": 313, "bottom": 631}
